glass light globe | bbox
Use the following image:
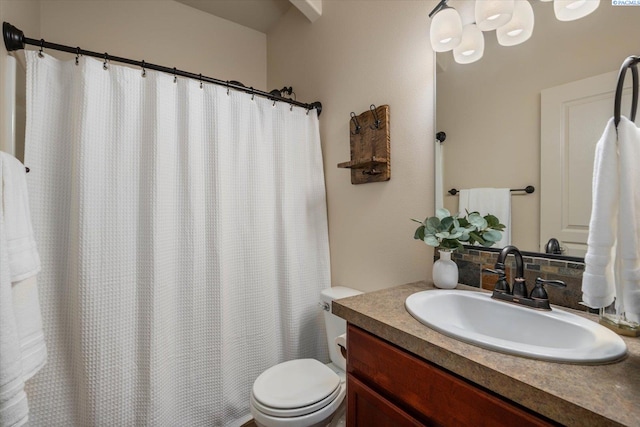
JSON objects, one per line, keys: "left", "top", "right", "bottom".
{"left": 430, "top": 6, "right": 463, "bottom": 52}
{"left": 454, "top": 24, "right": 485, "bottom": 64}
{"left": 554, "top": 0, "right": 600, "bottom": 21}
{"left": 497, "top": 0, "right": 535, "bottom": 46}
{"left": 475, "top": 0, "right": 515, "bottom": 31}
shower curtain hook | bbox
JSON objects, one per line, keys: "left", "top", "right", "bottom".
{"left": 38, "top": 39, "right": 44, "bottom": 58}
{"left": 199, "top": 73, "right": 203, "bottom": 89}
{"left": 226, "top": 80, "right": 230, "bottom": 96}
{"left": 173, "top": 67, "right": 177, "bottom": 84}
{"left": 75, "top": 47, "right": 80, "bottom": 65}
{"left": 103, "top": 53, "right": 109, "bottom": 70}
{"left": 250, "top": 87, "right": 255, "bottom": 101}
{"left": 141, "top": 60, "right": 146, "bottom": 78}
{"left": 290, "top": 103, "right": 294, "bottom": 112}
{"left": 272, "top": 99, "right": 277, "bottom": 107}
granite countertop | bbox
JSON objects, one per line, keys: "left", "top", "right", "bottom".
{"left": 332, "top": 281, "right": 640, "bottom": 427}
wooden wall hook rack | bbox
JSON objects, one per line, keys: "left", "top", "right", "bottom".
{"left": 338, "top": 104, "right": 390, "bottom": 184}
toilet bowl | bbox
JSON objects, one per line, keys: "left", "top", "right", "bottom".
{"left": 249, "top": 286, "right": 361, "bottom": 427}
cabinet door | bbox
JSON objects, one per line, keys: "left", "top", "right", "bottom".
{"left": 347, "top": 325, "right": 554, "bottom": 427}
{"left": 347, "top": 374, "right": 425, "bottom": 427}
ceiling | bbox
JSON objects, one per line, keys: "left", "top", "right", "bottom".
{"left": 175, "top": 0, "right": 293, "bottom": 33}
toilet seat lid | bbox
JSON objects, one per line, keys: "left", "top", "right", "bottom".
{"left": 252, "top": 359, "right": 340, "bottom": 410}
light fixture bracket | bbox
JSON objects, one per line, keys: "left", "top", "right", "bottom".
{"left": 428, "top": 0, "right": 449, "bottom": 18}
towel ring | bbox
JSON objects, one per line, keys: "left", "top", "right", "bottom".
{"left": 614, "top": 55, "right": 639, "bottom": 128}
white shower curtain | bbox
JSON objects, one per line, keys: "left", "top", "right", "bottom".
{"left": 22, "top": 51, "right": 330, "bottom": 426}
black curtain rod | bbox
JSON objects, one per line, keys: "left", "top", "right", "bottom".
{"left": 2, "top": 22, "right": 322, "bottom": 117}
{"left": 448, "top": 186, "right": 535, "bottom": 196}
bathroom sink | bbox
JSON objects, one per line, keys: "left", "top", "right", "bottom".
{"left": 405, "top": 290, "right": 627, "bottom": 364}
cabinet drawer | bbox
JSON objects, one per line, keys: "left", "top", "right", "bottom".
{"left": 347, "top": 324, "right": 554, "bottom": 427}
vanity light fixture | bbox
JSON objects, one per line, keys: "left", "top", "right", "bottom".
{"left": 430, "top": 0, "right": 601, "bottom": 65}
{"left": 453, "top": 24, "right": 485, "bottom": 64}
{"left": 429, "top": 0, "right": 463, "bottom": 52}
{"left": 475, "top": 0, "right": 514, "bottom": 31}
{"left": 553, "top": 0, "right": 600, "bottom": 21}
{"left": 496, "top": 0, "right": 534, "bottom": 46}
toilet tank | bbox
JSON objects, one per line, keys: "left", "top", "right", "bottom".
{"left": 320, "top": 286, "right": 362, "bottom": 371}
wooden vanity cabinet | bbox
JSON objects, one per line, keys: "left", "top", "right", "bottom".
{"left": 346, "top": 324, "right": 556, "bottom": 427}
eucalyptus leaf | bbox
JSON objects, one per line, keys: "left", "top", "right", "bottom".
{"left": 424, "top": 235, "right": 439, "bottom": 246}
{"left": 468, "top": 213, "right": 487, "bottom": 230}
{"left": 483, "top": 230, "right": 502, "bottom": 242}
{"left": 440, "top": 216, "right": 454, "bottom": 230}
{"left": 485, "top": 214, "right": 499, "bottom": 228}
{"left": 426, "top": 217, "right": 441, "bottom": 232}
{"left": 469, "top": 231, "right": 485, "bottom": 245}
{"left": 436, "top": 208, "right": 451, "bottom": 220}
{"left": 414, "top": 225, "right": 426, "bottom": 240}
{"left": 449, "top": 230, "right": 463, "bottom": 240}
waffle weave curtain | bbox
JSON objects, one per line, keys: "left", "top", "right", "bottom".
{"left": 23, "top": 51, "right": 330, "bottom": 426}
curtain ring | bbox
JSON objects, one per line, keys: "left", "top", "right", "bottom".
{"left": 199, "top": 73, "right": 203, "bottom": 89}
{"left": 226, "top": 80, "right": 230, "bottom": 96}
{"left": 272, "top": 99, "right": 277, "bottom": 107}
{"left": 75, "top": 47, "right": 80, "bottom": 65}
{"left": 141, "top": 60, "right": 146, "bottom": 78}
{"left": 250, "top": 87, "right": 255, "bottom": 101}
{"left": 306, "top": 108, "right": 310, "bottom": 115}
{"left": 173, "top": 67, "right": 177, "bottom": 84}
{"left": 38, "top": 39, "right": 44, "bottom": 58}
{"left": 103, "top": 53, "right": 109, "bottom": 70}
{"left": 290, "top": 103, "right": 294, "bottom": 112}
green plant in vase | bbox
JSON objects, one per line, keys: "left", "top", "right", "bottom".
{"left": 412, "top": 208, "right": 506, "bottom": 289}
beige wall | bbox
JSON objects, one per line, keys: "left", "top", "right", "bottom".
{"left": 1, "top": 0, "right": 267, "bottom": 160}
{"left": 268, "top": 1, "right": 437, "bottom": 293}
{"left": 438, "top": 2, "right": 640, "bottom": 252}
{"left": 39, "top": 0, "right": 267, "bottom": 90}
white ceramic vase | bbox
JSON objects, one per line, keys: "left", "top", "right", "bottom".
{"left": 432, "top": 249, "right": 459, "bottom": 289}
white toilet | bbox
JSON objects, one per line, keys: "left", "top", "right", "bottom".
{"left": 250, "top": 286, "right": 362, "bottom": 427}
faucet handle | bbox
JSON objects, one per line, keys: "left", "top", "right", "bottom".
{"left": 530, "top": 277, "right": 566, "bottom": 300}
{"left": 482, "top": 268, "right": 510, "bottom": 294}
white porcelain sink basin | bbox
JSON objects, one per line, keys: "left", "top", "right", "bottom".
{"left": 405, "top": 290, "right": 627, "bottom": 364}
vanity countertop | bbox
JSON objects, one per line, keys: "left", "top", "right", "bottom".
{"left": 332, "top": 281, "right": 640, "bottom": 427}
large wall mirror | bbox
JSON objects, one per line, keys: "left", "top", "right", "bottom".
{"left": 436, "top": 1, "right": 640, "bottom": 258}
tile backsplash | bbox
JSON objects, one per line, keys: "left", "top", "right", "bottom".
{"left": 436, "top": 248, "right": 587, "bottom": 311}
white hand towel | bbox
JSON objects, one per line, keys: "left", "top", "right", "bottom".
{"left": 1, "top": 153, "right": 40, "bottom": 282}
{"left": 458, "top": 188, "right": 511, "bottom": 247}
{"left": 617, "top": 117, "right": 640, "bottom": 323}
{"left": 0, "top": 152, "right": 45, "bottom": 427}
{"left": 582, "top": 118, "right": 619, "bottom": 310}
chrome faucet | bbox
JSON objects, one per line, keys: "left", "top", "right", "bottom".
{"left": 483, "top": 245, "right": 566, "bottom": 311}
